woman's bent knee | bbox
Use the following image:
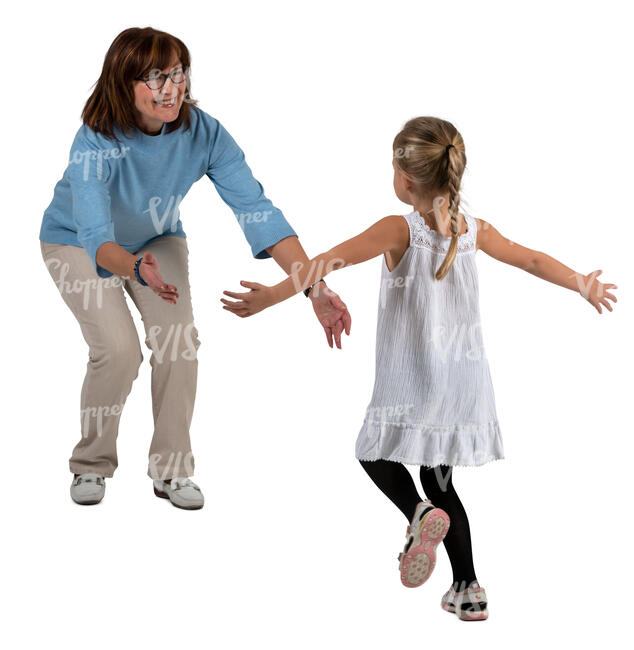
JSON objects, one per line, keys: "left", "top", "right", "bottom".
{"left": 89, "top": 337, "right": 143, "bottom": 379}
{"left": 144, "top": 318, "right": 200, "bottom": 363}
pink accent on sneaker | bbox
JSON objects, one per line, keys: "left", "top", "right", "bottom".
{"left": 440, "top": 581, "right": 489, "bottom": 621}
{"left": 398, "top": 500, "right": 450, "bottom": 588}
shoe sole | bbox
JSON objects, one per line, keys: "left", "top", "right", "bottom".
{"left": 153, "top": 485, "right": 204, "bottom": 510}
{"left": 399, "top": 508, "right": 450, "bottom": 588}
{"left": 441, "top": 601, "right": 489, "bottom": 621}
{"left": 71, "top": 497, "right": 103, "bottom": 505}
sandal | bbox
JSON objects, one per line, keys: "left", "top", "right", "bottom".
{"left": 398, "top": 499, "right": 450, "bottom": 588}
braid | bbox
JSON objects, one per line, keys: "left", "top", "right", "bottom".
{"left": 435, "top": 145, "right": 463, "bottom": 280}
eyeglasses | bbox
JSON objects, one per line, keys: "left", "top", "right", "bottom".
{"left": 135, "top": 67, "right": 187, "bottom": 90}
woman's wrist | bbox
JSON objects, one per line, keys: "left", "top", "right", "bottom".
{"left": 134, "top": 256, "right": 148, "bottom": 285}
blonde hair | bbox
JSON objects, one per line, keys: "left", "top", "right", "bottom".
{"left": 393, "top": 117, "right": 467, "bottom": 280}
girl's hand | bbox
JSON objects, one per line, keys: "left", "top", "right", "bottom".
{"left": 138, "top": 252, "right": 179, "bottom": 304}
{"left": 220, "top": 281, "right": 275, "bottom": 317}
{"left": 578, "top": 269, "right": 617, "bottom": 314}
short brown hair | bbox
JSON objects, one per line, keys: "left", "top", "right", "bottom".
{"left": 81, "top": 26, "right": 198, "bottom": 142}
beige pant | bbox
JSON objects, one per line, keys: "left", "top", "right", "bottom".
{"left": 40, "top": 235, "right": 201, "bottom": 480}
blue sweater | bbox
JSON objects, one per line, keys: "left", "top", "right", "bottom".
{"left": 39, "top": 106, "right": 297, "bottom": 278}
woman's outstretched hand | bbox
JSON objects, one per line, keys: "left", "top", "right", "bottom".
{"left": 221, "top": 281, "right": 275, "bottom": 317}
{"left": 578, "top": 269, "right": 617, "bottom": 314}
{"left": 138, "top": 252, "right": 179, "bottom": 304}
{"left": 307, "top": 282, "right": 351, "bottom": 349}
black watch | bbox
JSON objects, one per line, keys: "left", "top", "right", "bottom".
{"left": 304, "top": 279, "right": 325, "bottom": 297}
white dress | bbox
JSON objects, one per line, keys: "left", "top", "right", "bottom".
{"left": 355, "top": 210, "right": 505, "bottom": 467}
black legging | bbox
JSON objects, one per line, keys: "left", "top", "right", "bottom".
{"left": 359, "top": 459, "right": 478, "bottom": 591}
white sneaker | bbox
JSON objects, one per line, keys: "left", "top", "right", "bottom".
{"left": 70, "top": 473, "right": 105, "bottom": 505}
{"left": 441, "top": 581, "right": 489, "bottom": 621}
{"left": 153, "top": 477, "right": 204, "bottom": 510}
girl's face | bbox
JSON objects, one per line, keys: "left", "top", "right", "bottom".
{"left": 133, "top": 55, "right": 187, "bottom": 134}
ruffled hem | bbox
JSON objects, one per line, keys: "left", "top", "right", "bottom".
{"left": 355, "top": 418, "right": 504, "bottom": 468}
{"left": 356, "top": 454, "right": 505, "bottom": 469}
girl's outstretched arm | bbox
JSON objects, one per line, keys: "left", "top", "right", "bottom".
{"left": 477, "top": 218, "right": 618, "bottom": 314}
{"left": 221, "top": 215, "right": 409, "bottom": 316}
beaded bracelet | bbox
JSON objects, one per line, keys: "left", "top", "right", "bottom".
{"left": 134, "top": 257, "right": 148, "bottom": 286}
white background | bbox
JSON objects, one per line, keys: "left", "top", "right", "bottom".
{"left": 2, "top": 1, "right": 632, "bottom": 647}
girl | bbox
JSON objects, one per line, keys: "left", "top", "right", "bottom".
{"left": 220, "top": 117, "right": 618, "bottom": 620}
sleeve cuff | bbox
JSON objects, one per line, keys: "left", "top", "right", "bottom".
{"left": 251, "top": 228, "right": 298, "bottom": 259}
{"left": 81, "top": 231, "right": 117, "bottom": 278}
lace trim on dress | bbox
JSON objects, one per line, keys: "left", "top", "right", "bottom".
{"left": 357, "top": 455, "right": 505, "bottom": 469}
{"left": 410, "top": 211, "right": 476, "bottom": 255}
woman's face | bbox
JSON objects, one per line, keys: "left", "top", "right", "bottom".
{"left": 133, "top": 55, "right": 187, "bottom": 134}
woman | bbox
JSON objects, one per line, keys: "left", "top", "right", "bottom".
{"left": 39, "top": 26, "right": 351, "bottom": 510}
